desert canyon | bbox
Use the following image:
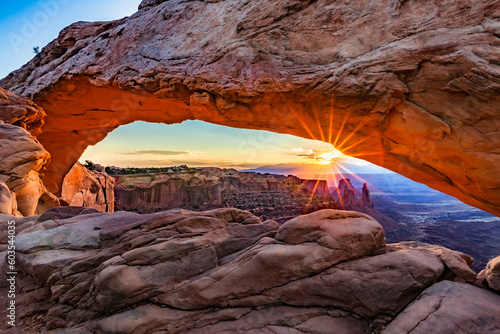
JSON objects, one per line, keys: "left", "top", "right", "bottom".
{"left": 1, "top": 0, "right": 500, "bottom": 333}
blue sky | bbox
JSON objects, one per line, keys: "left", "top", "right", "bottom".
{"left": 0, "top": 0, "right": 140, "bottom": 78}
{"left": 0, "top": 0, "right": 392, "bottom": 175}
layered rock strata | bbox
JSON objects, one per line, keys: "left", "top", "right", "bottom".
{"left": 0, "top": 86, "right": 45, "bottom": 136}
{"left": 1, "top": 208, "right": 497, "bottom": 333}
{"left": 114, "top": 168, "right": 334, "bottom": 217}
{"left": 0, "top": 124, "right": 58, "bottom": 216}
{"left": 61, "top": 162, "right": 115, "bottom": 212}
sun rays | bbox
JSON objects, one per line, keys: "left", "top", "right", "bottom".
{"left": 292, "top": 104, "right": 386, "bottom": 211}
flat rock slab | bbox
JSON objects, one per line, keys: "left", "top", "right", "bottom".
{"left": 383, "top": 280, "right": 500, "bottom": 334}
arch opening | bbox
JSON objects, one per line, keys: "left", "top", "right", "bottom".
{"left": 31, "top": 76, "right": 500, "bottom": 217}
{"left": 73, "top": 119, "right": 500, "bottom": 271}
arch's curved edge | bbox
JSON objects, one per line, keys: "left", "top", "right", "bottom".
{"left": 1, "top": 0, "right": 500, "bottom": 216}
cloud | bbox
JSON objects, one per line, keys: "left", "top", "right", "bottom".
{"left": 297, "top": 149, "right": 346, "bottom": 163}
{"left": 122, "top": 150, "right": 189, "bottom": 156}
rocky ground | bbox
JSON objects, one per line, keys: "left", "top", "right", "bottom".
{"left": 1, "top": 207, "right": 499, "bottom": 333}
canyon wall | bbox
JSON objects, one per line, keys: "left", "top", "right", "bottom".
{"left": 0, "top": 0, "right": 499, "bottom": 216}
{"left": 114, "top": 167, "right": 333, "bottom": 218}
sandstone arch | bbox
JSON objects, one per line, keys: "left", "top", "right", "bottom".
{"left": 1, "top": 0, "right": 500, "bottom": 216}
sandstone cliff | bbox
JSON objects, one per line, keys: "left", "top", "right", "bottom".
{"left": 0, "top": 86, "right": 45, "bottom": 136}
{"left": 61, "top": 162, "right": 115, "bottom": 212}
{"left": 0, "top": 124, "right": 58, "bottom": 216}
{"left": 113, "top": 167, "right": 334, "bottom": 219}
{"left": 0, "top": 0, "right": 499, "bottom": 217}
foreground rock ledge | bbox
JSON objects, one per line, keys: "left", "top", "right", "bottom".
{"left": 1, "top": 208, "right": 499, "bottom": 333}
{"left": 1, "top": 0, "right": 500, "bottom": 216}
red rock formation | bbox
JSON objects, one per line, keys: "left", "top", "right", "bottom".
{"left": 0, "top": 87, "right": 45, "bottom": 136}
{"left": 1, "top": 208, "right": 496, "bottom": 333}
{"left": 341, "top": 185, "right": 356, "bottom": 209}
{"left": 362, "top": 183, "right": 374, "bottom": 208}
{"left": 336, "top": 179, "right": 403, "bottom": 236}
{"left": 113, "top": 168, "right": 333, "bottom": 217}
{"left": 61, "top": 162, "right": 115, "bottom": 212}
{"left": 0, "top": 124, "right": 58, "bottom": 216}
{"left": 1, "top": 0, "right": 499, "bottom": 217}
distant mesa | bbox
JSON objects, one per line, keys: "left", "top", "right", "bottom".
{"left": 108, "top": 165, "right": 336, "bottom": 222}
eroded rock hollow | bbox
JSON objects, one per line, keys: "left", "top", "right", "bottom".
{"left": 1, "top": 0, "right": 500, "bottom": 216}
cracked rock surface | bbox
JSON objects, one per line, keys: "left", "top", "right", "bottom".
{"left": 1, "top": 208, "right": 497, "bottom": 333}
{"left": 383, "top": 280, "right": 500, "bottom": 334}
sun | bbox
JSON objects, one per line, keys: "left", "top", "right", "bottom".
{"left": 316, "top": 149, "right": 344, "bottom": 165}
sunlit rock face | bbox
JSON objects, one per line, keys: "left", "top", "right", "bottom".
{"left": 1, "top": 0, "right": 500, "bottom": 216}
{"left": 0, "top": 86, "right": 45, "bottom": 136}
{"left": 0, "top": 124, "right": 57, "bottom": 216}
{"left": 114, "top": 168, "right": 331, "bottom": 215}
{"left": 61, "top": 162, "right": 115, "bottom": 212}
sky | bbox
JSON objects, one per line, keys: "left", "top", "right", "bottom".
{"left": 0, "top": 0, "right": 393, "bottom": 176}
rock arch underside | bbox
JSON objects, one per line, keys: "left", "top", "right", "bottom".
{"left": 1, "top": 0, "right": 500, "bottom": 217}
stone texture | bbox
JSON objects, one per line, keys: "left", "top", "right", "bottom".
{"left": 0, "top": 124, "right": 57, "bottom": 216}
{"left": 484, "top": 255, "right": 500, "bottom": 292}
{"left": 0, "top": 208, "right": 479, "bottom": 333}
{"left": 0, "top": 86, "right": 45, "bottom": 136}
{"left": 383, "top": 281, "right": 500, "bottom": 334}
{"left": 114, "top": 167, "right": 334, "bottom": 217}
{"left": 0, "top": 181, "right": 18, "bottom": 216}
{"left": 440, "top": 248, "right": 477, "bottom": 283}
{"left": 258, "top": 248, "right": 445, "bottom": 317}
{"left": 37, "top": 206, "right": 100, "bottom": 223}
{"left": 97, "top": 304, "right": 367, "bottom": 334}
{"left": 0, "top": 0, "right": 499, "bottom": 217}
{"left": 61, "top": 162, "right": 115, "bottom": 212}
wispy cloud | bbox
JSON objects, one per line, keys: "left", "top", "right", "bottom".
{"left": 121, "top": 150, "right": 189, "bottom": 156}
{"left": 297, "top": 148, "right": 346, "bottom": 164}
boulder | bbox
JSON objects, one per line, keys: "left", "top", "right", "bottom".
{"left": 61, "top": 162, "right": 115, "bottom": 212}
{"left": 0, "top": 124, "right": 56, "bottom": 216}
{"left": 0, "top": 181, "right": 18, "bottom": 216}
{"left": 484, "top": 256, "right": 500, "bottom": 292}
{"left": 259, "top": 248, "right": 445, "bottom": 317}
{"left": 440, "top": 249, "right": 476, "bottom": 283}
{"left": 383, "top": 281, "right": 500, "bottom": 333}
{"left": 5, "top": 208, "right": 481, "bottom": 333}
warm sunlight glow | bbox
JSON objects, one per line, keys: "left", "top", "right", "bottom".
{"left": 306, "top": 149, "right": 346, "bottom": 165}
{"left": 318, "top": 150, "right": 342, "bottom": 164}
